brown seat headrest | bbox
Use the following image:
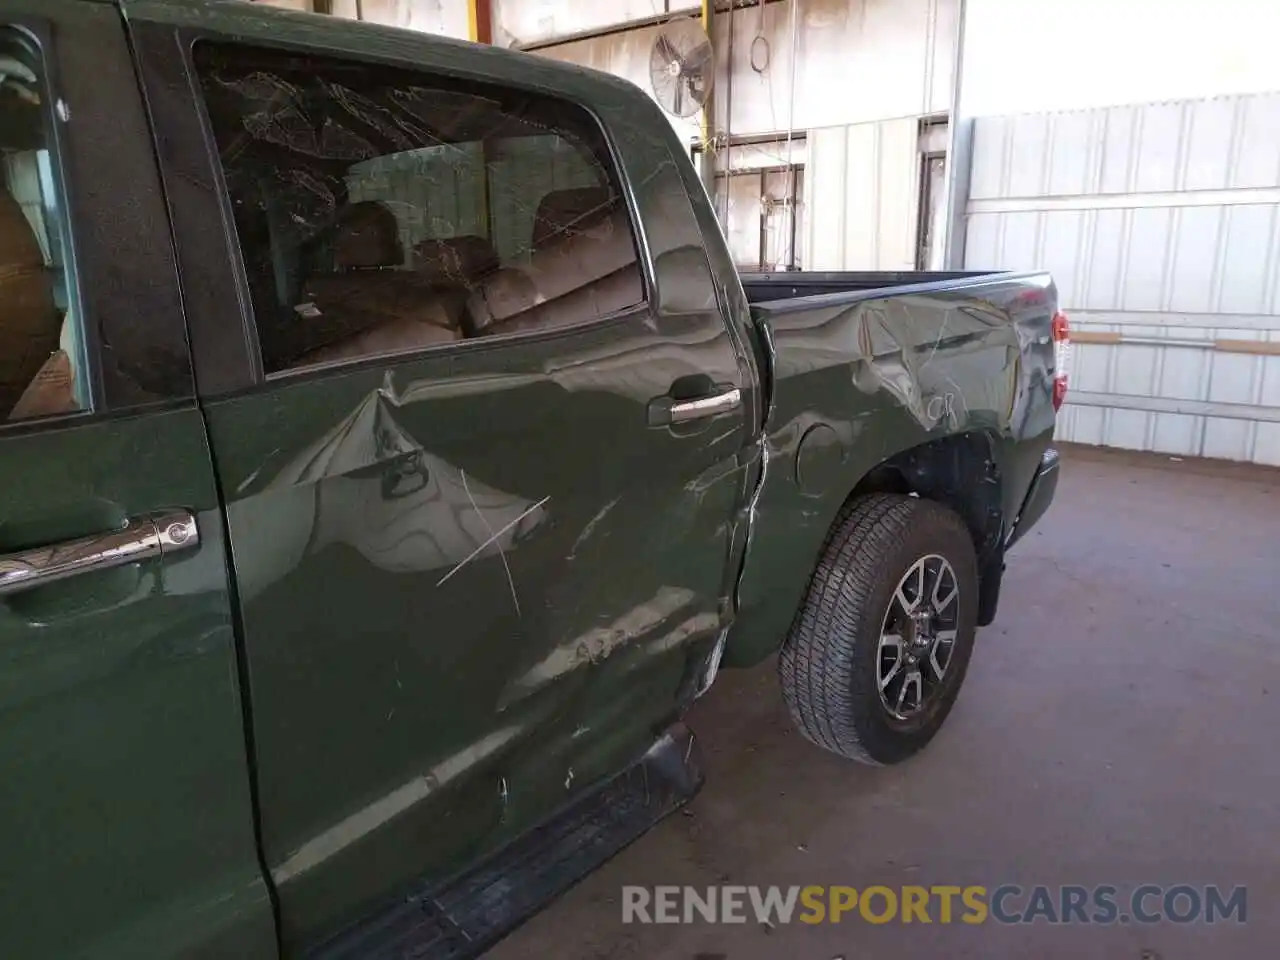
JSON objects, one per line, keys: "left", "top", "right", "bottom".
{"left": 530, "top": 187, "right": 614, "bottom": 248}
{"left": 333, "top": 201, "right": 403, "bottom": 270}
{"left": 412, "top": 235, "right": 499, "bottom": 286}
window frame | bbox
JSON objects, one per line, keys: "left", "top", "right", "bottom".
{"left": 0, "top": 4, "right": 196, "bottom": 435}
{"left": 188, "top": 36, "right": 653, "bottom": 385}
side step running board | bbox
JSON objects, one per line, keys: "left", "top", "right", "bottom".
{"left": 309, "top": 724, "right": 705, "bottom": 960}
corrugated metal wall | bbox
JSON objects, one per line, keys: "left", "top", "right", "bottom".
{"left": 514, "top": 0, "right": 960, "bottom": 274}
{"left": 713, "top": 0, "right": 956, "bottom": 135}
{"left": 255, "top": 0, "right": 469, "bottom": 37}
{"left": 964, "top": 92, "right": 1280, "bottom": 466}
{"left": 529, "top": 0, "right": 957, "bottom": 149}
{"left": 534, "top": 23, "right": 703, "bottom": 148}
{"left": 806, "top": 117, "right": 920, "bottom": 270}
{"left": 491, "top": 0, "right": 699, "bottom": 48}
{"left": 718, "top": 166, "right": 805, "bottom": 269}
{"left": 958, "top": 0, "right": 1280, "bottom": 117}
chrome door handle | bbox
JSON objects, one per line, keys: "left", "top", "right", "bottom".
{"left": 0, "top": 510, "right": 199, "bottom": 597}
{"left": 669, "top": 388, "right": 743, "bottom": 423}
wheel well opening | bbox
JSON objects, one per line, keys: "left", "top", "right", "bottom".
{"left": 849, "top": 433, "right": 1003, "bottom": 556}
{"left": 848, "top": 433, "right": 1006, "bottom": 623}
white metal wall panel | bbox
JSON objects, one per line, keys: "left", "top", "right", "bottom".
{"left": 528, "top": 0, "right": 958, "bottom": 141}
{"left": 255, "top": 0, "right": 470, "bottom": 38}
{"left": 721, "top": 173, "right": 762, "bottom": 268}
{"left": 493, "top": 0, "right": 698, "bottom": 47}
{"left": 714, "top": 170, "right": 804, "bottom": 270}
{"left": 959, "top": 0, "right": 1280, "bottom": 116}
{"left": 535, "top": 24, "right": 702, "bottom": 146}
{"left": 714, "top": 0, "right": 958, "bottom": 136}
{"left": 807, "top": 117, "right": 919, "bottom": 270}
{"left": 964, "top": 92, "right": 1280, "bottom": 465}
{"left": 762, "top": 168, "right": 802, "bottom": 269}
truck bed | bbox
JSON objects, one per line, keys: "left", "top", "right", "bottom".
{"left": 724, "top": 267, "right": 1061, "bottom": 669}
{"left": 739, "top": 270, "right": 1006, "bottom": 303}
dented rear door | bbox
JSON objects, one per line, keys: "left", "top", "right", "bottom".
{"left": 127, "top": 5, "right": 757, "bottom": 953}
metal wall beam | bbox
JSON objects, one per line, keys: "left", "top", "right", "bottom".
{"left": 1067, "top": 392, "right": 1280, "bottom": 424}
{"left": 699, "top": 0, "right": 716, "bottom": 196}
{"left": 516, "top": 9, "right": 698, "bottom": 51}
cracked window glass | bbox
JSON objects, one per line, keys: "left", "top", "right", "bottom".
{"left": 194, "top": 42, "right": 644, "bottom": 375}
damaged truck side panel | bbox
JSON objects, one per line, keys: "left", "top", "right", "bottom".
{"left": 725, "top": 277, "right": 1059, "bottom": 668}
{"left": 126, "top": 2, "right": 765, "bottom": 950}
{"left": 0, "top": 2, "right": 1061, "bottom": 958}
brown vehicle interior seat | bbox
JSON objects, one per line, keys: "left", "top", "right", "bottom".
{"left": 0, "top": 188, "right": 67, "bottom": 419}
{"left": 528, "top": 187, "right": 615, "bottom": 249}
{"left": 413, "top": 235, "right": 500, "bottom": 288}
{"left": 467, "top": 187, "right": 643, "bottom": 337}
{"left": 412, "top": 234, "right": 501, "bottom": 333}
{"left": 295, "top": 201, "right": 460, "bottom": 367}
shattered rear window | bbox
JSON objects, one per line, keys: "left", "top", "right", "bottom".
{"left": 193, "top": 42, "right": 643, "bottom": 373}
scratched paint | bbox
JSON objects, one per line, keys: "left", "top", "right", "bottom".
{"left": 498, "top": 586, "right": 698, "bottom": 707}
{"left": 271, "top": 725, "right": 523, "bottom": 885}
{"left": 725, "top": 273, "right": 1059, "bottom": 669}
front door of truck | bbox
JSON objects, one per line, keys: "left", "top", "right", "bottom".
{"left": 128, "top": 6, "right": 756, "bottom": 953}
{"left": 0, "top": 3, "right": 273, "bottom": 958}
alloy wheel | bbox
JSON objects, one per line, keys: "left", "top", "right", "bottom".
{"left": 876, "top": 553, "right": 961, "bottom": 720}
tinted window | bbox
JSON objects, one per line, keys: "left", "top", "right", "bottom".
{"left": 0, "top": 31, "right": 88, "bottom": 421}
{"left": 194, "top": 43, "right": 644, "bottom": 375}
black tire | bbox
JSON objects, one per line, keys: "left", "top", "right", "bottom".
{"left": 778, "top": 493, "right": 979, "bottom": 765}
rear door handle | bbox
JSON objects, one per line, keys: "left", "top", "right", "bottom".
{"left": 649, "top": 387, "right": 743, "bottom": 427}
{"left": 670, "top": 387, "right": 742, "bottom": 423}
{"left": 0, "top": 510, "right": 199, "bottom": 597}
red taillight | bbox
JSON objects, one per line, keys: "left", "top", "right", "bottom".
{"left": 1051, "top": 310, "right": 1071, "bottom": 412}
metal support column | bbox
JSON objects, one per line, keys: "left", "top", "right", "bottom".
{"left": 699, "top": 0, "right": 717, "bottom": 198}
{"left": 940, "top": 0, "right": 970, "bottom": 270}
{"left": 468, "top": 0, "right": 493, "bottom": 44}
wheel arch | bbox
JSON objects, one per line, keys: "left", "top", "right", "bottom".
{"left": 724, "top": 428, "right": 1009, "bottom": 669}
{"left": 848, "top": 431, "right": 1005, "bottom": 568}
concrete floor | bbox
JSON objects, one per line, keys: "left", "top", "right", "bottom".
{"left": 486, "top": 444, "right": 1280, "bottom": 959}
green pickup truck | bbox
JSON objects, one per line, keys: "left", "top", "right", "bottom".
{"left": 0, "top": 1, "right": 1064, "bottom": 957}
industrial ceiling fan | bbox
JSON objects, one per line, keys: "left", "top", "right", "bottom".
{"left": 649, "top": 18, "right": 714, "bottom": 118}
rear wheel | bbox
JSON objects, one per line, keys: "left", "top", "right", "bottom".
{"left": 778, "top": 493, "right": 979, "bottom": 764}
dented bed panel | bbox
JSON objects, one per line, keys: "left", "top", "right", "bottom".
{"left": 724, "top": 273, "right": 1059, "bottom": 668}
